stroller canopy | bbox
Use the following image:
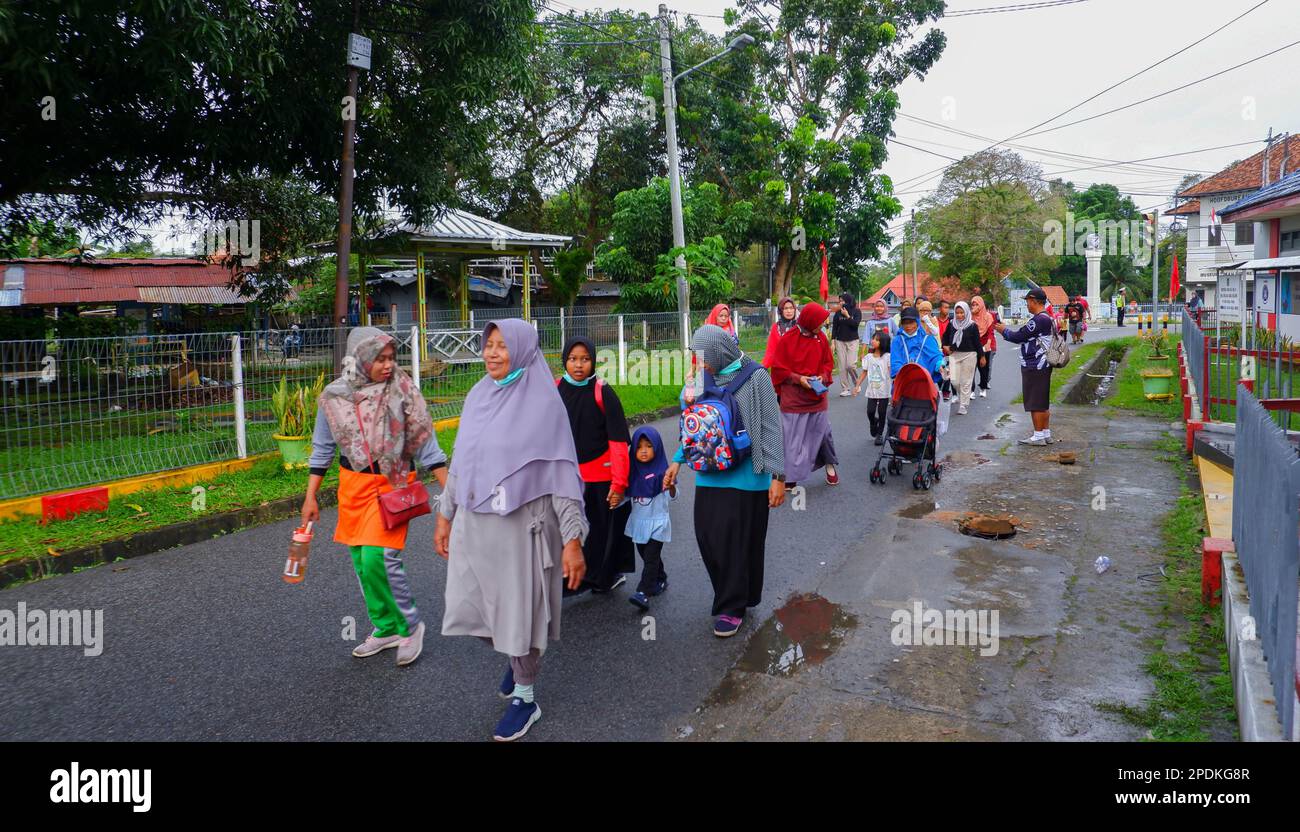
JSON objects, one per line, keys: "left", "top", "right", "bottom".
{"left": 892, "top": 362, "right": 938, "bottom": 409}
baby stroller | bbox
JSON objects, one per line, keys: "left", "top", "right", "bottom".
{"left": 869, "top": 362, "right": 942, "bottom": 490}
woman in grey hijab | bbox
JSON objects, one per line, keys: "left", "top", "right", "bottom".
{"left": 664, "top": 324, "right": 786, "bottom": 638}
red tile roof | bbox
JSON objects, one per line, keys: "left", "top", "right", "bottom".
{"left": 1042, "top": 285, "right": 1070, "bottom": 307}
{"left": 866, "top": 273, "right": 972, "bottom": 305}
{"left": 1165, "top": 199, "right": 1200, "bottom": 216}
{"left": 1178, "top": 135, "right": 1300, "bottom": 198}
{"left": 2, "top": 258, "right": 247, "bottom": 306}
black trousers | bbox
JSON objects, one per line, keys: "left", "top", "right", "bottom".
{"left": 635, "top": 540, "right": 667, "bottom": 593}
{"left": 867, "top": 397, "right": 888, "bottom": 437}
{"left": 1117, "top": 307, "right": 1125, "bottom": 326}
{"left": 694, "top": 487, "right": 769, "bottom": 618}
{"left": 977, "top": 349, "right": 994, "bottom": 390}
{"left": 581, "top": 480, "right": 635, "bottom": 589}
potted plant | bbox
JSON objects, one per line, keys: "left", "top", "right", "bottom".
{"left": 271, "top": 373, "right": 325, "bottom": 469}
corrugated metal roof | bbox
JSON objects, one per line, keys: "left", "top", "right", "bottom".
{"left": 400, "top": 209, "right": 570, "bottom": 247}
{"left": 1221, "top": 170, "right": 1300, "bottom": 217}
{"left": 137, "top": 286, "right": 247, "bottom": 304}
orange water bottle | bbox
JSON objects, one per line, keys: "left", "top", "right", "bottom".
{"left": 283, "top": 521, "right": 313, "bottom": 584}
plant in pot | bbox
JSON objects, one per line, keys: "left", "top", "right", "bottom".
{"left": 271, "top": 373, "right": 325, "bottom": 469}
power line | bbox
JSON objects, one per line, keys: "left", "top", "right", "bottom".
{"left": 946, "top": 0, "right": 1090, "bottom": 16}
{"left": 1019, "top": 37, "right": 1300, "bottom": 138}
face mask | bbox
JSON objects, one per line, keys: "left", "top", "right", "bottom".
{"left": 720, "top": 357, "right": 743, "bottom": 375}
{"left": 562, "top": 372, "right": 590, "bottom": 386}
{"left": 494, "top": 367, "right": 525, "bottom": 387}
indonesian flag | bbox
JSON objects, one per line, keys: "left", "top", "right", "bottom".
{"left": 1209, "top": 208, "right": 1222, "bottom": 242}
{"left": 819, "top": 242, "right": 829, "bottom": 301}
{"left": 1169, "top": 252, "right": 1180, "bottom": 301}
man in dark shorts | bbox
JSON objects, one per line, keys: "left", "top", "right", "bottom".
{"left": 995, "top": 287, "right": 1055, "bottom": 445}
{"left": 1066, "top": 298, "right": 1084, "bottom": 344}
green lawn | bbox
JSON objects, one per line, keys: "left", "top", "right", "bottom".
{"left": 1108, "top": 338, "right": 1181, "bottom": 419}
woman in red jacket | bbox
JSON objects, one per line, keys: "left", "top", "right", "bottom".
{"left": 768, "top": 302, "right": 839, "bottom": 487}
{"left": 763, "top": 297, "right": 798, "bottom": 367}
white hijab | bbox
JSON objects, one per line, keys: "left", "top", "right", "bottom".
{"left": 951, "top": 301, "right": 974, "bottom": 331}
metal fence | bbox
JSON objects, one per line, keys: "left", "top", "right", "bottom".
{"left": 0, "top": 307, "right": 778, "bottom": 500}
{"left": 1230, "top": 386, "right": 1300, "bottom": 739}
{"left": 1182, "top": 311, "right": 1208, "bottom": 417}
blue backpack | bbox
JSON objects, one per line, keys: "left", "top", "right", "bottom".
{"left": 680, "top": 362, "right": 761, "bottom": 472}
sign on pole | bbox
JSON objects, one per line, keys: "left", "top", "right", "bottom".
{"left": 347, "top": 33, "right": 372, "bottom": 70}
{"left": 1218, "top": 273, "right": 1242, "bottom": 323}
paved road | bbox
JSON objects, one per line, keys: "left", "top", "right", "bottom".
{"left": 0, "top": 326, "right": 1131, "bottom": 741}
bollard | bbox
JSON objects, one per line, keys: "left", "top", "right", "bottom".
{"left": 1201, "top": 537, "right": 1233, "bottom": 606}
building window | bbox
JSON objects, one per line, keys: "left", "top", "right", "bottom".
{"left": 1208, "top": 223, "right": 1222, "bottom": 247}
{"left": 1235, "top": 222, "right": 1254, "bottom": 245}
{"left": 1281, "top": 230, "right": 1300, "bottom": 253}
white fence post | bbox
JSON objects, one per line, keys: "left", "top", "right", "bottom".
{"left": 410, "top": 325, "right": 421, "bottom": 383}
{"left": 642, "top": 317, "right": 648, "bottom": 349}
{"left": 469, "top": 310, "right": 475, "bottom": 331}
{"left": 231, "top": 335, "right": 248, "bottom": 459}
{"left": 618, "top": 314, "right": 627, "bottom": 384}
{"left": 560, "top": 307, "right": 566, "bottom": 348}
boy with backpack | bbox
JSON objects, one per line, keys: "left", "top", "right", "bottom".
{"left": 995, "top": 287, "right": 1068, "bottom": 446}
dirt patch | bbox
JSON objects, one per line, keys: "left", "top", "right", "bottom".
{"left": 942, "top": 451, "right": 990, "bottom": 468}
{"left": 957, "top": 513, "right": 1020, "bottom": 539}
{"left": 1046, "top": 451, "right": 1077, "bottom": 465}
{"left": 978, "top": 433, "right": 996, "bottom": 440}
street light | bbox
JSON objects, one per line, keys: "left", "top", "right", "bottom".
{"left": 658, "top": 5, "right": 754, "bottom": 351}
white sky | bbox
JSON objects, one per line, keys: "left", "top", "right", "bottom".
{"left": 553, "top": 0, "right": 1300, "bottom": 246}
{"left": 145, "top": 0, "right": 1300, "bottom": 256}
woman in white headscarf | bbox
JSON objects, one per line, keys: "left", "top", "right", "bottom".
{"left": 941, "top": 302, "right": 984, "bottom": 415}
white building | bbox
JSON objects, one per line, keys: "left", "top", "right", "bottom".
{"left": 1170, "top": 133, "right": 1300, "bottom": 307}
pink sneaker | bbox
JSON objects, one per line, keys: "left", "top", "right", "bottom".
{"left": 352, "top": 633, "right": 401, "bottom": 657}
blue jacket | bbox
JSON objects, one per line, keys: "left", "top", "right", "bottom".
{"left": 890, "top": 326, "right": 944, "bottom": 381}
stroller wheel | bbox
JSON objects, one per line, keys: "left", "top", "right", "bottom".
{"left": 869, "top": 468, "right": 879, "bottom": 484}
{"left": 932, "top": 464, "right": 942, "bottom": 482}
{"left": 921, "top": 474, "right": 932, "bottom": 491}
{"left": 912, "top": 472, "right": 923, "bottom": 489}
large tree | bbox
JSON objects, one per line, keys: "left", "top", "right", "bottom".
{"left": 673, "top": 0, "right": 947, "bottom": 299}
{"left": 919, "top": 149, "right": 1062, "bottom": 301}
{"left": 0, "top": 0, "right": 535, "bottom": 292}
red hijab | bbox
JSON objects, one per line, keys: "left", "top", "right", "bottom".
{"left": 704, "top": 303, "right": 736, "bottom": 337}
{"left": 770, "top": 302, "right": 833, "bottom": 385}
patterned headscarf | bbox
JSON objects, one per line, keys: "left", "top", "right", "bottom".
{"left": 320, "top": 327, "right": 433, "bottom": 487}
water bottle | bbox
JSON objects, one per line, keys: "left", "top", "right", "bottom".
{"left": 1094, "top": 555, "right": 1111, "bottom": 575}
{"left": 283, "top": 522, "right": 313, "bottom": 584}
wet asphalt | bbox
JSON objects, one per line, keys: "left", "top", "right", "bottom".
{"left": 0, "top": 327, "right": 1132, "bottom": 741}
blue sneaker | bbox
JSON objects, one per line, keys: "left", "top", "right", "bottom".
{"left": 628, "top": 591, "right": 650, "bottom": 611}
{"left": 649, "top": 577, "right": 668, "bottom": 597}
{"left": 498, "top": 665, "right": 514, "bottom": 700}
{"left": 493, "top": 698, "right": 541, "bottom": 742}
{"left": 713, "top": 615, "right": 743, "bottom": 638}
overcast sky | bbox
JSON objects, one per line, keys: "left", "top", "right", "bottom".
{"left": 553, "top": 0, "right": 1300, "bottom": 247}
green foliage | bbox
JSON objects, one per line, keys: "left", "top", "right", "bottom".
{"left": 549, "top": 248, "right": 592, "bottom": 309}
{"left": 270, "top": 373, "right": 324, "bottom": 438}
{"left": 617, "top": 236, "right": 737, "bottom": 312}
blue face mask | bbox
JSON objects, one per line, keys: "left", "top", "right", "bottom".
{"left": 562, "top": 372, "right": 590, "bottom": 386}
{"left": 494, "top": 367, "right": 525, "bottom": 387}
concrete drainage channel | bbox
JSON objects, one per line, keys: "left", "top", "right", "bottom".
{"left": 1062, "top": 341, "right": 1129, "bottom": 406}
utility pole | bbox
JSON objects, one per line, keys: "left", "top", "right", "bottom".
{"left": 335, "top": 0, "right": 368, "bottom": 366}
{"left": 911, "top": 209, "right": 918, "bottom": 299}
{"left": 1151, "top": 208, "right": 1160, "bottom": 332}
{"left": 658, "top": 4, "right": 689, "bottom": 352}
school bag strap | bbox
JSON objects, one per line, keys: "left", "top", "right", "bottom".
{"left": 556, "top": 375, "right": 605, "bottom": 413}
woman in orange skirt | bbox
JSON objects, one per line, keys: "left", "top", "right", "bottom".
{"left": 301, "top": 327, "right": 447, "bottom": 667}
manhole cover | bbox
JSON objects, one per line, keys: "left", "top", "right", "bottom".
{"left": 958, "top": 513, "right": 1019, "bottom": 539}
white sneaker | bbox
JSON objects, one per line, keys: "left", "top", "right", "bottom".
{"left": 838, "top": 389, "right": 852, "bottom": 397}
{"left": 979, "top": 390, "right": 987, "bottom": 398}
{"left": 957, "top": 406, "right": 968, "bottom": 415}
{"left": 396, "top": 621, "right": 425, "bottom": 666}
{"left": 1018, "top": 435, "right": 1047, "bottom": 446}
{"left": 353, "top": 633, "right": 401, "bottom": 658}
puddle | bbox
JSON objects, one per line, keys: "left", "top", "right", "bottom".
{"left": 898, "top": 501, "right": 937, "bottom": 519}
{"left": 736, "top": 593, "right": 858, "bottom": 677}
{"left": 958, "top": 513, "right": 1020, "bottom": 539}
{"left": 942, "top": 451, "right": 989, "bottom": 468}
